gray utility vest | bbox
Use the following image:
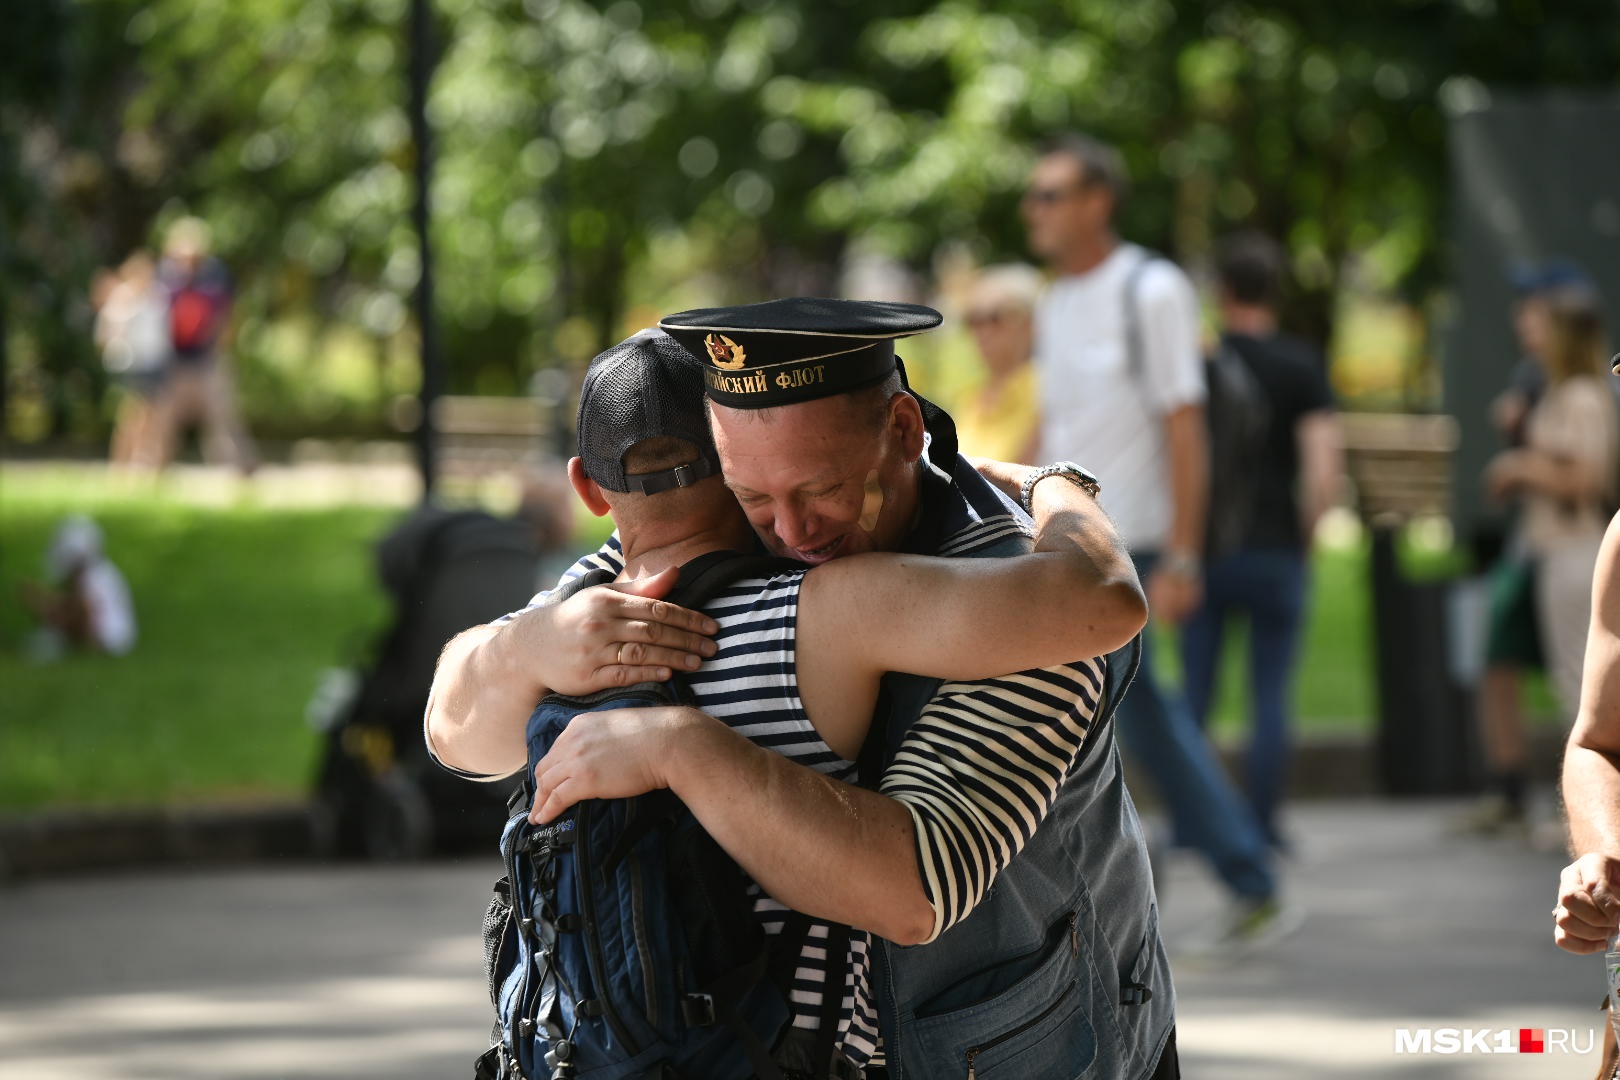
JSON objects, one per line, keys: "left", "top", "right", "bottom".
{"left": 868, "top": 456, "right": 1175, "bottom": 1080}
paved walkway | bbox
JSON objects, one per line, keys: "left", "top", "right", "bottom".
{"left": 0, "top": 798, "right": 1604, "bottom": 1078}
{"left": 1158, "top": 797, "right": 1599, "bottom": 1079}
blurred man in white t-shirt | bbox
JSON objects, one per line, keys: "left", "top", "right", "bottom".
{"left": 1025, "top": 133, "right": 1294, "bottom": 952}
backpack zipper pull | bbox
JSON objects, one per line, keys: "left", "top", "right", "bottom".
{"left": 1068, "top": 911, "right": 1080, "bottom": 957}
{"left": 966, "top": 1046, "right": 979, "bottom": 1080}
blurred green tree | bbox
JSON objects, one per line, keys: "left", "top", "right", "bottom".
{"left": 4, "top": 0, "right": 1619, "bottom": 442}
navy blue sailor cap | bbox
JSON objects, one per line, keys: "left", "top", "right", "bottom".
{"left": 658, "top": 297, "right": 943, "bottom": 409}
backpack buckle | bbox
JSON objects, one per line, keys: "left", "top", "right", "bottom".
{"left": 1120, "top": 981, "right": 1153, "bottom": 1006}
{"left": 680, "top": 992, "right": 716, "bottom": 1027}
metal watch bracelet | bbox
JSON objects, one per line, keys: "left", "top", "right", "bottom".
{"left": 1019, "top": 462, "right": 1101, "bottom": 515}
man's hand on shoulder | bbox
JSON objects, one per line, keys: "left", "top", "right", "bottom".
{"left": 516, "top": 568, "right": 720, "bottom": 695}
{"left": 1555, "top": 853, "right": 1620, "bottom": 954}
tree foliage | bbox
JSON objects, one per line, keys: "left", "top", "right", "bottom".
{"left": 5, "top": 0, "right": 1619, "bottom": 439}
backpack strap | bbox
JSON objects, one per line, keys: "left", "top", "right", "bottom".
{"left": 1121, "top": 247, "right": 1163, "bottom": 389}
{"left": 812, "top": 923, "right": 851, "bottom": 1076}
{"left": 666, "top": 550, "right": 805, "bottom": 611}
{"left": 553, "top": 566, "right": 619, "bottom": 602}
{"left": 855, "top": 683, "right": 892, "bottom": 790}
{"left": 681, "top": 948, "right": 790, "bottom": 1080}
{"left": 766, "top": 908, "right": 853, "bottom": 1079}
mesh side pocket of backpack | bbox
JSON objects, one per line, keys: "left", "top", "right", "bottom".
{"left": 483, "top": 875, "right": 517, "bottom": 1012}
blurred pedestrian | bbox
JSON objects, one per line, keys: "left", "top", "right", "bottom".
{"left": 93, "top": 251, "right": 174, "bottom": 471}
{"left": 956, "top": 263, "right": 1043, "bottom": 462}
{"left": 1024, "top": 131, "right": 1293, "bottom": 951}
{"left": 17, "top": 515, "right": 137, "bottom": 660}
{"left": 152, "top": 216, "right": 258, "bottom": 475}
{"left": 1181, "top": 232, "right": 1343, "bottom": 851}
{"left": 1487, "top": 282, "right": 1617, "bottom": 724}
{"left": 1460, "top": 263, "right": 1587, "bottom": 834}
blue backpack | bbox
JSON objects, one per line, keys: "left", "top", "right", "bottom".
{"left": 478, "top": 552, "right": 841, "bottom": 1080}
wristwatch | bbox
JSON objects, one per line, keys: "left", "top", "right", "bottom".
{"left": 1020, "top": 461, "right": 1102, "bottom": 514}
{"left": 1160, "top": 550, "right": 1202, "bottom": 579}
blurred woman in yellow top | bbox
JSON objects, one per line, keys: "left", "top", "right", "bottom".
{"left": 1487, "top": 283, "right": 1618, "bottom": 719}
{"left": 956, "top": 264, "right": 1044, "bottom": 463}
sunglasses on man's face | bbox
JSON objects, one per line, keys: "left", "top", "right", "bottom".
{"left": 1022, "top": 183, "right": 1085, "bottom": 207}
{"left": 967, "top": 307, "right": 1017, "bottom": 329}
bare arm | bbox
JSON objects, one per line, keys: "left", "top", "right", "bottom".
{"left": 426, "top": 568, "right": 720, "bottom": 778}
{"left": 1557, "top": 512, "right": 1620, "bottom": 953}
{"left": 1296, "top": 409, "right": 1344, "bottom": 543}
{"left": 1490, "top": 447, "right": 1606, "bottom": 504}
{"left": 1162, "top": 401, "right": 1210, "bottom": 563}
{"left": 1492, "top": 383, "right": 1613, "bottom": 507}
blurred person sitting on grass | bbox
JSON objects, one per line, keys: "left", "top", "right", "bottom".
{"left": 954, "top": 263, "right": 1045, "bottom": 463}
{"left": 18, "top": 515, "right": 137, "bottom": 661}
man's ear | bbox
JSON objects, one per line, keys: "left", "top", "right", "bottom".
{"left": 566, "top": 457, "right": 612, "bottom": 518}
{"left": 889, "top": 391, "right": 927, "bottom": 463}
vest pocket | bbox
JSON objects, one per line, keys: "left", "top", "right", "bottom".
{"left": 904, "top": 912, "right": 1097, "bottom": 1079}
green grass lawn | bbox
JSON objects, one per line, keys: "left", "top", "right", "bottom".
{"left": 0, "top": 466, "right": 1548, "bottom": 812}
{"left": 1178, "top": 528, "right": 1557, "bottom": 745}
{"left": 1, "top": 471, "right": 396, "bottom": 810}
{"left": 1172, "top": 538, "right": 1375, "bottom": 741}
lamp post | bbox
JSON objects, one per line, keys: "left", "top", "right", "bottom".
{"left": 408, "top": 0, "right": 442, "bottom": 499}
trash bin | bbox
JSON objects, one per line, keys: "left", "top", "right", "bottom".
{"left": 1368, "top": 526, "right": 1485, "bottom": 795}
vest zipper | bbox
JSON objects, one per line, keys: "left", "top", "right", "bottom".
{"left": 963, "top": 979, "right": 1077, "bottom": 1080}
{"left": 575, "top": 803, "right": 644, "bottom": 1056}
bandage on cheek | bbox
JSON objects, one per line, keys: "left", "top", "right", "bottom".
{"left": 858, "top": 469, "right": 884, "bottom": 532}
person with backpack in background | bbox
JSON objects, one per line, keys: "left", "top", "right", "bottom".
{"left": 153, "top": 216, "right": 258, "bottom": 476}
{"left": 1486, "top": 281, "right": 1618, "bottom": 730}
{"left": 431, "top": 302, "right": 1178, "bottom": 1079}
{"left": 1181, "top": 232, "right": 1343, "bottom": 853}
{"left": 1023, "top": 132, "right": 1294, "bottom": 954}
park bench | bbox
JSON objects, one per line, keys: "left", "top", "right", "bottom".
{"left": 1340, "top": 411, "right": 1459, "bottom": 525}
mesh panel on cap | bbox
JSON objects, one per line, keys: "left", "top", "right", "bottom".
{"left": 576, "top": 328, "right": 719, "bottom": 493}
